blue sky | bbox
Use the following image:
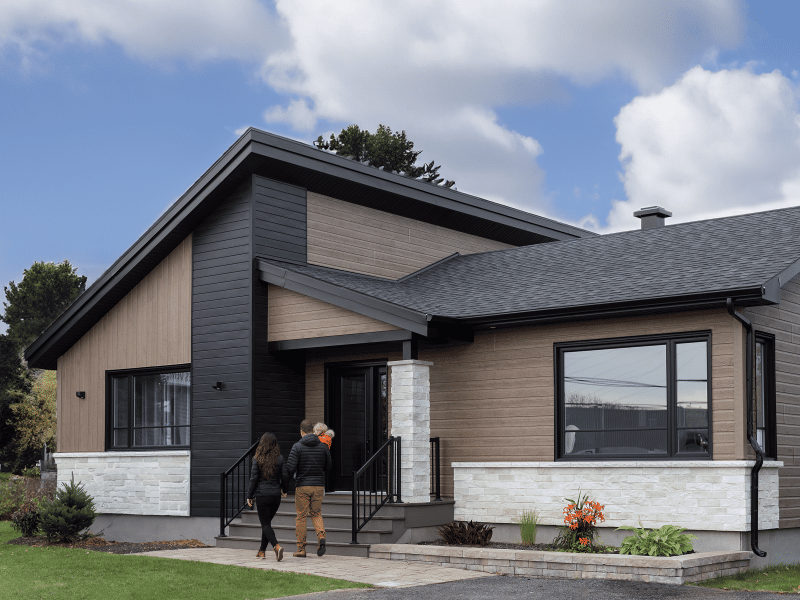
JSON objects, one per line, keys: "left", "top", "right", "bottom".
{"left": 2, "top": 1, "right": 800, "bottom": 326}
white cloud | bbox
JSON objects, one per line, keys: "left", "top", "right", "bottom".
{"left": 607, "top": 66, "right": 800, "bottom": 230}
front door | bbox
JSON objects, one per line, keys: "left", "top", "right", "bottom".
{"left": 327, "top": 364, "right": 388, "bottom": 491}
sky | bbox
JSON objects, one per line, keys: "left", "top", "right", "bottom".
{"left": 2, "top": 0, "right": 800, "bottom": 328}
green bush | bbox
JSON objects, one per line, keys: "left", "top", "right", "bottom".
{"left": 39, "top": 476, "right": 96, "bottom": 542}
{"left": 617, "top": 524, "right": 697, "bottom": 557}
{"left": 11, "top": 499, "right": 41, "bottom": 537}
{"left": 0, "top": 478, "right": 26, "bottom": 520}
{"left": 21, "top": 466, "right": 40, "bottom": 478}
{"left": 513, "top": 510, "right": 540, "bottom": 545}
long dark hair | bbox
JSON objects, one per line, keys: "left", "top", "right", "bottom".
{"left": 253, "top": 432, "right": 280, "bottom": 479}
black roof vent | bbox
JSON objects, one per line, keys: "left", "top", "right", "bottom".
{"left": 633, "top": 206, "right": 672, "bottom": 229}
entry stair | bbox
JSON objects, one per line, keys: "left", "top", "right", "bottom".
{"left": 215, "top": 493, "right": 453, "bottom": 557}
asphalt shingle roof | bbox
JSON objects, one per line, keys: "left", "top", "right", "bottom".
{"left": 267, "top": 206, "right": 800, "bottom": 320}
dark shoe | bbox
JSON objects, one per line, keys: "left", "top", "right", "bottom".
{"left": 256, "top": 551, "right": 265, "bottom": 559}
{"left": 317, "top": 537, "right": 326, "bottom": 557}
{"left": 293, "top": 549, "right": 306, "bottom": 557}
{"left": 274, "top": 545, "right": 284, "bottom": 562}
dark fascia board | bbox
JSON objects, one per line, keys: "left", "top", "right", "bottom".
{"left": 462, "top": 287, "right": 772, "bottom": 329}
{"left": 247, "top": 129, "right": 593, "bottom": 242}
{"left": 268, "top": 329, "right": 413, "bottom": 352}
{"left": 25, "top": 128, "right": 590, "bottom": 369}
{"left": 764, "top": 256, "right": 800, "bottom": 302}
{"left": 256, "top": 259, "right": 430, "bottom": 336}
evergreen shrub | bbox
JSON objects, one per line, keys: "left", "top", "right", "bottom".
{"left": 39, "top": 475, "right": 96, "bottom": 542}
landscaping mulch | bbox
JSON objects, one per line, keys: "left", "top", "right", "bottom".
{"left": 7, "top": 534, "right": 211, "bottom": 554}
{"left": 418, "top": 540, "right": 621, "bottom": 554}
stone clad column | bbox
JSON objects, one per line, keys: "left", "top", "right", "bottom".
{"left": 388, "top": 359, "right": 432, "bottom": 504}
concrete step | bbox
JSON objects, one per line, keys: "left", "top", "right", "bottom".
{"left": 228, "top": 522, "right": 389, "bottom": 545}
{"left": 216, "top": 535, "right": 371, "bottom": 557}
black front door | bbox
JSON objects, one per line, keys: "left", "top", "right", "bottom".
{"left": 327, "top": 364, "right": 388, "bottom": 491}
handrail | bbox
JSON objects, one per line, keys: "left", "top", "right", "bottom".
{"left": 219, "top": 440, "right": 259, "bottom": 538}
{"left": 351, "top": 436, "right": 400, "bottom": 544}
{"left": 430, "top": 437, "right": 442, "bottom": 501}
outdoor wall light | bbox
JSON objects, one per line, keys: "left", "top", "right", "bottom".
{"left": 76, "top": 391, "right": 86, "bottom": 399}
{"left": 211, "top": 382, "right": 223, "bottom": 391}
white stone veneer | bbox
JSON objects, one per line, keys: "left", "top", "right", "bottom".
{"left": 54, "top": 451, "right": 190, "bottom": 516}
{"left": 389, "top": 359, "right": 432, "bottom": 504}
{"left": 453, "top": 461, "right": 781, "bottom": 531}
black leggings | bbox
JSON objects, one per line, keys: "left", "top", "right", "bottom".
{"left": 255, "top": 495, "right": 282, "bottom": 551}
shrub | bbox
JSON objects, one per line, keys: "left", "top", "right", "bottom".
{"left": 0, "top": 477, "right": 26, "bottom": 520}
{"left": 437, "top": 520, "right": 494, "bottom": 546}
{"left": 21, "top": 466, "right": 40, "bottom": 478}
{"left": 617, "top": 524, "right": 697, "bottom": 557}
{"left": 552, "top": 490, "right": 605, "bottom": 552}
{"left": 39, "top": 475, "right": 96, "bottom": 542}
{"left": 11, "top": 499, "right": 41, "bottom": 537}
{"left": 513, "top": 510, "right": 540, "bottom": 545}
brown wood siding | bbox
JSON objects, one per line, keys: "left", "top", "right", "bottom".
{"left": 56, "top": 235, "right": 192, "bottom": 452}
{"left": 307, "top": 192, "right": 513, "bottom": 278}
{"left": 268, "top": 285, "right": 400, "bottom": 342}
{"left": 747, "top": 278, "right": 800, "bottom": 528}
{"left": 302, "top": 309, "right": 740, "bottom": 498}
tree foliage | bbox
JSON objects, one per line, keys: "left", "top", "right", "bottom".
{"left": 9, "top": 370, "right": 56, "bottom": 456}
{"left": 39, "top": 475, "right": 96, "bottom": 542}
{"left": 314, "top": 124, "right": 455, "bottom": 188}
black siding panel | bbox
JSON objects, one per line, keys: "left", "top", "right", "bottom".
{"left": 191, "top": 179, "right": 254, "bottom": 517}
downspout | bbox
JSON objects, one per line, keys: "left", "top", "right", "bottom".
{"left": 726, "top": 298, "right": 767, "bottom": 557}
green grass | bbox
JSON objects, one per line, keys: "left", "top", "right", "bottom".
{"left": 0, "top": 522, "right": 371, "bottom": 600}
{"left": 693, "top": 563, "right": 800, "bottom": 593}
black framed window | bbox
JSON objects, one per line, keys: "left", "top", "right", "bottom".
{"left": 755, "top": 333, "right": 777, "bottom": 459}
{"left": 556, "top": 332, "right": 711, "bottom": 459}
{"left": 108, "top": 365, "right": 190, "bottom": 449}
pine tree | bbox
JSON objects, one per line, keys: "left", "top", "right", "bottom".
{"left": 39, "top": 475, "right": 96, "bottom": 542}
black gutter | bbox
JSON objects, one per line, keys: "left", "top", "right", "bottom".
{"left": 726, "top": 298, "right": 767, "bottom": 558}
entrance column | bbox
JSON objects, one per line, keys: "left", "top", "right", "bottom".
{"left": 388, "top": 359, "right": 432, "bottom": 504}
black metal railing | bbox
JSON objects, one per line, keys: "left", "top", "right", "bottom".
{"left": 219, "top": 440, "right": 259, "bottom": 538}
{"left": 351, "top": 436, "right": 400, "bottom": 544}
{"left": 430, "top": 437, "right": 441, "bottom": 501}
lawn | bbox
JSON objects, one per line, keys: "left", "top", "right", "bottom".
{"left": 693, "top": 563, "right": 800, "bottom": 593}
{"left": 0, "top": 522, "right": 371, "bottom": 600}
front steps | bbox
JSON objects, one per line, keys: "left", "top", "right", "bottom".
{"left": 215, "top": 493, "right": 453, "bottom": 557}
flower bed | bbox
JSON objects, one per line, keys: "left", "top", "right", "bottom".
{"left": 369, "top": 544, "right": 752, "bottom": 585}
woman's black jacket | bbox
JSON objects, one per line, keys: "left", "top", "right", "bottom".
{"left": 247, "top": 455, "right": 285, "bottom": 499}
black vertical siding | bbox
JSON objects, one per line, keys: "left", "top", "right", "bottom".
{"left": 191, "top": 179, "right": 254, "bottom": 517}
{"left": 251, "top": 175, "right": 307, "bottom": 466}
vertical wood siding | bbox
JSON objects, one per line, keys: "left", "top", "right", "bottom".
{"left": 307, "top": 192, "right": 513, "bottom": 278}
{"left": 267, "top": 285, "right": 400, "bottom": 342}
{"left": 56, "top": 235, "right": 192, "bottom": 452}
{"left": 747, "top": 279, "right": 800, "bottom": 529}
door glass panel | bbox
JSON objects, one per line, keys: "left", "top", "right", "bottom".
{"left": 340, "top": 374, "right": 366, "bottom": 478}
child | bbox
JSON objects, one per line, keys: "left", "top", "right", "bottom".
{"left": 313, "top": 422, "right": 335, "bottom": 449}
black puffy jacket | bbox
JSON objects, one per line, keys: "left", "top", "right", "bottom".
{"left": 283, "top": 434, "right": 331, "bottom": 487}
{"left": 247, "top": 454, "right": 285, "bottom": 499}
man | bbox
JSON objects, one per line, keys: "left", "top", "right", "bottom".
{"left": 283, "top": 419, "right": 331, "bottom": 557}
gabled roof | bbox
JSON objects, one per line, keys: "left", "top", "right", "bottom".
{"left": 258, "top": 205, "right": 800, "bottom": 329}
{"left": 25, "top": 128, "right": 592, "bottom": 369}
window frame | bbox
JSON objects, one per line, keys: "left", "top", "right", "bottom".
{"left": 105, "top": 363, "right": 192, "bottom": 451}
{"left": 554, "top": 331, "right": 713, "bottom": 461}
{"left": 755, "top": 332, "right": 777, "bottom": 460}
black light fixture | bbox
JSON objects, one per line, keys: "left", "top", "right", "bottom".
{"left": 76, "top": 391, "right": 86, "bottom": 399}
{"left": 211, "top": 382, "right": 223, "bottom": 391}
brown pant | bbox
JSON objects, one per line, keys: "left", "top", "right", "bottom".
{"left": 295, "top": 486, "right": 325, "bottom": 548}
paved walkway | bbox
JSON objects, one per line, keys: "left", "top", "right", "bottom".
{"left": 139, "top": 547, "right": 495, "bottom": 588}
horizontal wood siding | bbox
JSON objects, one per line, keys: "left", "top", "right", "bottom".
{"left": 191, "top": 180, "right": 253, "bottom": 517}
{"left": 307, "top": 192, "right": 513, "bottom": 278}
{"left": 747, "top": 278, "right": 800, "bottom": 528}
{"left": 253, "top": 175, "right": 306, "bottom": 263}
{"left": 56, "top": 235, "right": 192, "bottom": 452}
{"left": 268, "top": 286, "right": 400, "bottom": 342}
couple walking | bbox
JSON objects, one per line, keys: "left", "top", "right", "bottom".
{"left": 246, "top": 419, "right": 332, "bottom": 560}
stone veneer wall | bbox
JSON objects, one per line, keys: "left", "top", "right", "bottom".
{"left": 452, "top": 461, "right": 781, "bottom": 531}
{"left": 55, "top": 451, "right": 190, "bottom": 516}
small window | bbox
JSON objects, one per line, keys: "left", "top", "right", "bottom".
{"left": 755, "top": 333, "right": 777, "bottom": 459}
{"left": 556, "top": 333, "right": 710, "bottom": 459}
{"left": 108, "top": 365, "right": 190, "bottom": 449}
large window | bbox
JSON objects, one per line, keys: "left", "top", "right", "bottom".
{"left": 108, "top": 365, "right": 190, "bottom": 449}
{"left": 755, "top": 333, "right": 777, "bottom": 459}
{"left": 556, "top": 333, "right": 710, "bottom": 459}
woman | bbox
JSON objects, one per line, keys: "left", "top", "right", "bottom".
{"left": 246, "top": 432, "right": 286, "bottom": 561}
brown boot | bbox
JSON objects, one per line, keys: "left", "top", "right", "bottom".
{"left": 274, "top": 544, "right": 284, "bottom": 562}
{"left": 293, "top": 548, "right": 306, "bottom": 557}
{"left": 256, "top": 550, "right": 265, "bottom": 559}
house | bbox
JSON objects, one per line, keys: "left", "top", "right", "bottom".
{"left": 26, "top": 129, "right": 799, "bottom": 564}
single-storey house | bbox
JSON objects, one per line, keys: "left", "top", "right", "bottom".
{"left": 26, "top": 128, "right": 799, "bottom": 564}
